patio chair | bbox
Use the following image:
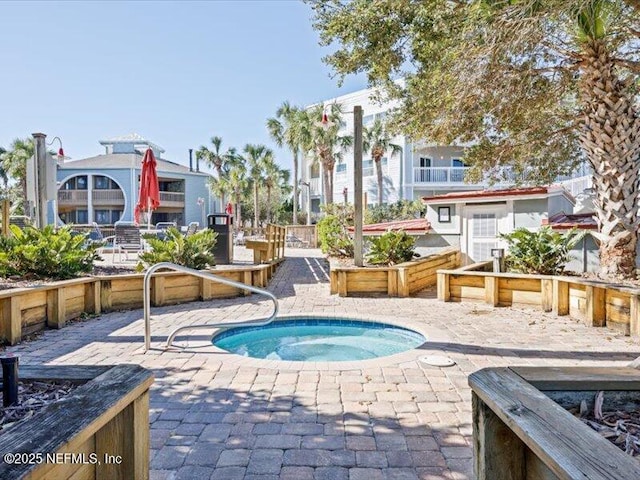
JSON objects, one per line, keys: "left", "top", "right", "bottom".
{"left": 234, "top": 231, "right": 246, "bottom": 246}
{"left": 112, "top": 222, "right": 143, "bottom": 262}
{"left": 185, "top": 222, "right": 199, "bottom": 237}
{"left": 155, "top": 221, "right": 177, "bottom": 241}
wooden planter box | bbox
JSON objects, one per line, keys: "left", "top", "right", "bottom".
{"left": 330, "top": 248, "right": 460, "bottom": 297}
{"left": 0, "top": 364, "right": 154, "bottom": 480}
{"left": 470, "top": 366, "right": 640, "bottom": 480}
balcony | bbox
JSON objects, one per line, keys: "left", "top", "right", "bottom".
{"left": 57, "top": 190, "right": 88, "bottom": 206}
{"left": 413, "top": 167, "right": 475, "bottom": 185}
{"left": 92, "top": 189, "right": 125, "bottom": 205}
{"left": 159, "top": 191, "right": 185, "bottom": 208}
{"left": 309, "top": 178, "right": 321, "bottom": 196}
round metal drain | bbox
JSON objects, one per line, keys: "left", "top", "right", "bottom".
{"left": 419, "top": 355, "right": 456, "bottom": 367}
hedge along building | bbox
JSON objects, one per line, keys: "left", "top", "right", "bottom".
{"left": 422, "top": 186, "right": 600, "bottom": 272}
{"left": 51, "top": 134, "right": 214, "bottom": 227}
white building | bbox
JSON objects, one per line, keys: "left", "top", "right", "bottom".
{"left": 300, "top": 86, "right": 590, "bottom": 214}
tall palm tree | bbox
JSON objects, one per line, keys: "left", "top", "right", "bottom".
{"left": 300, "top": 103, "right": 352, "bottom": 205}
{"left": 243, "top": 144, "right": 273, "bottom": 229}
{"left": 267, "top": 101, "right": 303, "bottom": 224}
{"left": 196, "top": 136, "right": 237, "bottom": 209}
{"left": 0, "top": 147, "right": 7, "bottom": 192}
{"left": 0, "top": 138, "right": 34, "bottom": 211}
{"left": 363, "top": 118, "right": 402, "bottom": 206}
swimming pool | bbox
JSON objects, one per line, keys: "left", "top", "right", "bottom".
{"left": 212, "top": 317, "right": 426, "bottom": 361}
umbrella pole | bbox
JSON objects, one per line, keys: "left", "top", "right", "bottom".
{"left": 147, "top": 199, "right": 151, "bottom": 231}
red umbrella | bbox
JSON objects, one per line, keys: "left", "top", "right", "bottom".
{"left": 134, "top": 148, "right": 160, "bottom": 228}
{"left": 225, "top": 202, "right": 233, "bottom": 215}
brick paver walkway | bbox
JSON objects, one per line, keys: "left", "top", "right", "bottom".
{"left": 6, "top": 248, "right": 640, "bottom": 480}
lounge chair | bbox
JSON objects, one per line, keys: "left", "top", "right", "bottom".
{"left": 112, "top": 222, "right": 143, "bottom": 262}
{"left": 185, "top": 222, "right": 199, "bottom": 237}
{"left": 155, "top": 222, "right": 177, "bottom": 240}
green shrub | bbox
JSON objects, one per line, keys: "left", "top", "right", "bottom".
{"left": 365, "top": 230, "right": 418, "bottom": 266}
{"left": 0, "top": 225, "right": 99, "bottom": 280}
{"left": 365, "top": 200, "right": 425, "bottom": 224}
{"left": 138, "top": 227, "right": 218, "bottom": 270}
{"left": 500, "top": 227, "right": 585, "bottom": 275}
{"left": 317, "top": 214, "right": 354, "bottom": 257}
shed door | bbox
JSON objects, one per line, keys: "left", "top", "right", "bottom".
{"left": 465, "top": 206, "right": 507, "bottom": 262}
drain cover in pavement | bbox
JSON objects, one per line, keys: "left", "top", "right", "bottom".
{"left": 419, "top": 355, "right": 456, "bottom": 367}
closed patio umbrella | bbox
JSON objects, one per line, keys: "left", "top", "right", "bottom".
{"left": 134, "top": 148, "right": 160, "bottom": 229}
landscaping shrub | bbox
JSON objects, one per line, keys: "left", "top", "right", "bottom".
{"left": 365, "top": 230, "right": 418, "bottom": 266}
{"left": 138, "top": 227, "right": 218, "bottom": 270}
{"left": 500, "top": 227, "right": 585, "bottom": 275}
{"left": 0, "top": 225, "right": 99, "bottom": 280}
{"left": 365, "top": 200, "right": 425, "bottom": 224}
{"left": 317, "top": 214, "right": 354, "bottom": 257}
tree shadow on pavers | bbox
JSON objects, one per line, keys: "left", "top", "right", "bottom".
{"left": 418, "top": 341, "right": 640, "bottom": 362}
{"left": 269, "top": 256, "right": 331, "bottom": 299}
{"left": 147, "top": 367, "right": 474, "bottom": 480}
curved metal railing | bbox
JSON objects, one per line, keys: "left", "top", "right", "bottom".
{"left": 143, "top": 262, "right": 279, "bottom": 352}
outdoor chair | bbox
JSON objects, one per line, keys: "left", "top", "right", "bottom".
{"left": 234, "top": 231, "right": 246, "bottom": 246}
{"left": 185, "top": 222, "right": 199, "bottom": 237}
{"left": 112, "top": 222, "right": 143, "bottom": 262}
{"left": 155, "top": 221, "right": 177, "bottom": 241}
{"left": 9, "top": 216, "right": 32, "bottom": 230}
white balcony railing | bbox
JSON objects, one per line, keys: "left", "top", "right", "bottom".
{"left": 309, "top": 178, "right": 321, "bottom": 196}
{"left": 413, "top": 167, "right": 474, "bottom": 184}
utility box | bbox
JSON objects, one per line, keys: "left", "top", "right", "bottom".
{"left": 208, "top": 214, "right": 233, "bottom": 264}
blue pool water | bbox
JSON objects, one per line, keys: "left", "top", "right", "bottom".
{"left": 212, "top": 318, "right": 426, "bottom": 361}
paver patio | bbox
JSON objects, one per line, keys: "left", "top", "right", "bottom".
{"left": 5, "top": 248, "right": 640, "bottom": 480}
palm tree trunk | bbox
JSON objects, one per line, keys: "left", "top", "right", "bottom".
{"left": 579, "top": 39, "right": 640, "bottom": 279}
{"left": 236, "top": 201, "right": 241, "bottom": 233}
{"left": 266, "top": 187, "right": 272, "bottom": 224}
{"left": 375, "top": 157, "right": 383, "bottom": 205}
{"left": 322, "top": 163, "right": 333, "bottom": 205}
{"left": 253, "top": 182, "right": 259, "bottom": 230}
{"left": 292, "top": 150, "right": 298, "bottom": 224}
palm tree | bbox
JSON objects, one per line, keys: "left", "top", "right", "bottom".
{"left": 0, "top": 147, "right": 7, "bottom": 192}
{"left": 219, "top": 163, "right": 248, "bottom": 231}
{"left": 300, "top": 103, "right": 352, "bottom": 205}
{"left": 363, "top": 118, "right": 402, "bottom": 206}
{"left": 0, "top": 138, "right": 34, "bottom": 211}
{"left": 196, "top": 136, "right": 237, "bottom": 209}
{"left": 263, "top": 159, "right": 290, "bottom": 224}
{"left": 267, "top": 102, "right": 303, "bottom": 224}
{"left": 243, "top": 144, "right": 273, "bottom": 229}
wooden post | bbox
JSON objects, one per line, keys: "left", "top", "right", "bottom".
{"left": 631, "top": 294, "right": 640, "bottom": 337}
{"left": 200, "top": 277, "right": 212, "bottom": 301}
{"left": 1, "top": 199, "right": 9, "bottom": 238}
{"left": 243, "top": 271, "right": 252, "bottom": 296}
{"left": 338, "top": 270, "right": 348, "bottom": 297}
{"left": 540, "top": 279, "right": 553, "bottom": 312}
{"left": 0, "top": 296, "right": 21, "bottom": 345}
{"left": 552, "top": 279, "right": 569, "bottom": 316}
{"left": 84, "top": 280, "right": 101, "bottom": 315}
{"left": 484, "top": 276, "right": 499, "bottom": 307}
{"left": 388, "top": 269, "right": 399, "bottom": 297}
{"left": 330, "top": 270, "right": 338, "bottom": 295}
{"left": 397, "top": 268, "right": 409, "bottom": 297}
{"left": 101, "top": 280, "right": 113, "bottom": 312}
{"left": 585, "top": 285, "right": 606, "bottom": 327}
{"left": 437, "top": 272, "right": 450, "bottom": 301}
{"left": 472, "top": 392, "right": 525, "bottom": 480}
{"left": 353, "top": 105, "right": 364, "bottom": 267}
{"left": 152, "top": 276, "right": 165, "bottom": 307}
{"left": 47, "top": 288, "right": 66, "bottom": 329}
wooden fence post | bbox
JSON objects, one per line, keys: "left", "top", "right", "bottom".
{"left": 397, "top": 268, "right": 409, "bottom": 297}
{"left": 200, "top": 278, "right": 212, "bottom": 301}
{"left": 585, "top": 285, "right": 606, "bottom": 327}
{"left": 47, "top": 288, "right": 66, "bottom": 329}
{"left": 100, "top": 280, "right": 113, "bottom": 312}
{"left": 631, "top": 294, "right": 640, "bottom": 337}
{"left": 552, "top": 279, "right": 569, "bottom": 316}
{"left": 338, "top": 271, "right": 348, "bottom": 297}
{"left": 84, "top": 280, "right": 102, "bottom": 315}
{"left": 152, "top": 276, "right": 165, "bottom": 307}
{"left": 387, "top": 269, "right": 399, "bottom": 297}
{"left": 243, "top": 271, "right": 252, "bottom": 296}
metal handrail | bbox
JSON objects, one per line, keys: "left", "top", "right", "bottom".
{"left": 143, "top": 262, "right": 279, "bottom": 352}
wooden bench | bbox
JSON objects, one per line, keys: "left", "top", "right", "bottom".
{"left": 245, "top": 224, "right": 286, "bottom": 264}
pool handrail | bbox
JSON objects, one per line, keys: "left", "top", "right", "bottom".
{"left": 143, "top": 262, "right": 279, "bottom": 352}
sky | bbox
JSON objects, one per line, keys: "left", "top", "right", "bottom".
{"left": 0, "top": 1, "right": 367, "bottom": 173}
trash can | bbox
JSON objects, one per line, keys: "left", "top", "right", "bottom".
{"left": 207, "top": 214, "right": 234, "bottom": 264}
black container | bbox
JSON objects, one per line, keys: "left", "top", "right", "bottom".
{"left": 2, "top": 355, "right": 18, "bottom": 407}
{"left": 207, "top": 214, "right": 234, "bottom": 265}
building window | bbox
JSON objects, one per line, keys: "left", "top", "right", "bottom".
{"left": 362, "top": 158, "right": 386, "bottom": 177}
{"left": 111, "top": 210, "right": 123, "bottom": 224}
{"left": 336, "top": 163, "right": 346, "bottom": 174}
{"left": 310, "top": 163, "right": 320, "bottom": 179}
{"left": 94, "top": 210, "right": 110, "bottom": 224}
{"left": 363, "top": 114, "right": 375, "bottom": 126}
{"left": 94, "top": 175, "right": 115, "bottom": 190}
{"left": 420, "top": 157, "right": 432, "bottom": 168}
{"left": 438, "top": 206, "right": 451, "bottom": 223}
{"left": 62, "top": 176, "right": 88, "bottom": 190}
{"left": 76, "top": 210, "right": 88, "bottom": 224}
{"left": 452, "top": 158, "right": 465, "bottom": 168}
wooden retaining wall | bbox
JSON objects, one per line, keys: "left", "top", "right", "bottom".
{"left": 437, "top": 268, "right": 640, "bottom": 336}
{"left": 0, "top": 260, "right": 283, "bottom": 346}
{"left": 330, "top": 248, "right": 460, "bottom": 297}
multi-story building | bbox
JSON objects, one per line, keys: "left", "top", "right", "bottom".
{"left": 300, "top": 86, "right": 590, "bottom": 214}
{"left": 52, "top": 134, "right": 214, "bottom": 227}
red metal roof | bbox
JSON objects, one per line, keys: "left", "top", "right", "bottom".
{"left": 422, "top": 186, "right": 554, "bottom": 203}
{"left": 542, "top": 212, "right": 598, "bottom": 230}
{"left": 348, "top": 218, "right": 430, "bottom": 234}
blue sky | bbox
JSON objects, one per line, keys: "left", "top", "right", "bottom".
{"left": 0, "top": 1, "right": 366, "bottom": 172}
